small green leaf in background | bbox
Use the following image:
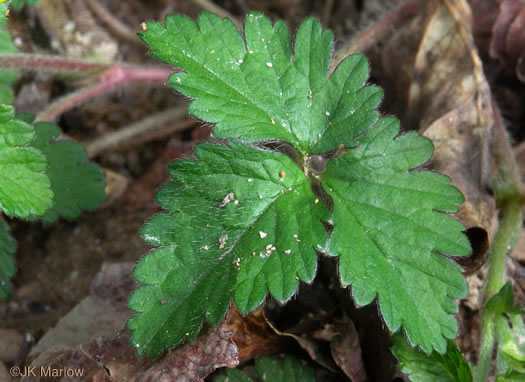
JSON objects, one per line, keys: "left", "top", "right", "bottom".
{"left": 10, "top": 0, "right": 39, "bottom": 10}
{"left": 392, "top": 333, "right": 473, "bottom": 382}
{"left": 0, "top": 219, "right": 16, "bottom": 298}
{"left": 0, "top": 6, "right": 18, "bottom": 104}
{"left": 497, "top": 370, "right": 525, "bottom": 382}
{"left": 495, "top": 314, "right": 525, "bottom": 374}
{"left": 128, "top": 141, "right": 328, "bottom": 357}
{"left": 487, "top": 283, "right": 525, "bottom": 376}
{"left": 486, "top": 283, "right": 525, "bottom": 316}
{"left": 214, "top": 356, "right": 317, "bottom": 382}
{"left": 0, "top": 2, "right": 9, "bottom": 23}
{"left": 29, "top": 122, "right": 107, "bottom": 222}
{"left": 0, "top": 104, "right": 53, "bottom": 218}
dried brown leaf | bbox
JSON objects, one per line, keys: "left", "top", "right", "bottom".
{"left": 469, "top": 0, "right": 500, "bottom": 56}
{"left": 0, "top": 329, "right": 23, "bottom": 363}
{"left": 28, "top": 263, "right": 136, "bottom": 358}
{"left": 382, "top": 0, "right": 498, "bottom": 280}
{"left": 24, "top": 263, "right": 239, "bottom": 381}
{"left": 223, "top": 306, "right": 290, "bottom": 363}
{"left": 328, "top": 317, "right": 367, "bottom": 382}
{"left": 264, "top": 311, "right": 339, "bottom": 374}
{"left": 489, "top": 0, "right": 525, "bottom": 80}
{"left": 0, "top": 361, "right": 11, "bottom": 382}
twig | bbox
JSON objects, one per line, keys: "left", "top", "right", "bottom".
{"left": 84, "top": 0, "right": 143, "bottom": 46}
{"left": 190, "top": 0, "right": 242, "bottom": 30}
{"left": 85, "top": 107, "right": 189, "bottom": 158}
{"left": 0, "top": 54, "right": 110, "bottom": 74}
{"left": 35, "top": 64, "right": 174, "bottom": 122}
{"left": 331, "top": 0, "right": 419, "bottom": 73}
{"left": 117, "top": 119, "right": 196, "bottom": 154}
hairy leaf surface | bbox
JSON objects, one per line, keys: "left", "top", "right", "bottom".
{"left": 322, "top": 117, "right": 471, "bottom": 353}
{"left": 140, "top": 12, "right": 381, "bottom": 153}
{"left": 0, "top": 219, "right": 16, "bottom": 298}
{"left": 29, "top": 122, "right": 106, "bottom": 222}
{"left": 128, "top": 141, "right": 328, "bottom": 357}
{"left": 0, "top": 105, "right": 52, "bottom": 218}
{"left": 131, "top": 12, "right": 471, "bottom": 358}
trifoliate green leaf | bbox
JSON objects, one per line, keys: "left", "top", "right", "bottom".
{"left": 140, "top": 12, "right": 382, "bottom": 153}
{"left": 128, "top": 141, "right": 328, "bottom": 357}
{"left": 392, "top": 333, "right": 472, "bottom": 382}
{"left": 0, "top": 219, "right": 16, "bottom": 298}
{"left": 0, "top": 104, "right": 53, "bottom": 218}
{"left": 214, "top": 356, "right": 316, "bottom": 382}
{"left": 322, "top": 117, "right": 471, "bottom": 354}
{"left": 132, "top": 12, "right": 470, "bottom": 358}
{"left": 28, "top": 122, "right": 106, "bottom": 222}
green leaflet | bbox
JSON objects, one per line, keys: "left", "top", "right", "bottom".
{"left": 29, "top": 122, "right": 107, "bottom": 222}
{"left": 496, "top": 314, "right": 525, "bottom": 374}
{"left": 214, "top": 356, "right": 317, "bottom": 382}
{"left": 10, "top": 0, "right": 39, "bottom": 10}
{"left": 488, "top": 283, "right": 525, "bottom": 375}
{"left": 497, "top": 371, "right": 525, "bottom": 382}
{"left": 0, "top": 105, "right": 53, "bottom": 218}
{"left": 0, "top": 4, "right": 7, "bottom": 18}
{"left": 128, "top": 142, "right": 328, "bottom": 357}
{"left": 0, "top": 107, "right": 105, "bottom": 298}
{"left": 0, "top": 0, "right": 39, "bottom": 102}
{"left": 392, "top": 333, "right": 473, "bottom": 382}
{"left": 0, "top": 219, "right": 16, "bottom": 299}
{"left": 131, "top": 12, "right": 471, "bottom": 357}
{"left": 0, "top": 12, "right": 18, "bottom": 104}
{"left": 140, "top": 12, "right": 382, "bottom": 153}
{"left": 215, "top": 369, "right": 254, "bottom": 382}
{"left": 322, "top": 117, "right": 470, "bottom": 353}
{"left": 486, "top": 283, "right": 525, "bottom": 316}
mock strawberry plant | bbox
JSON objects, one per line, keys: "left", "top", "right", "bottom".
{"left": 0, "top": 105, "right": 107, "bottom": 298}
{"left": 127, "top": 11, "right": 471, "bottom": 359}
{"left": 0, "top": 1, "right": 107, "bottom": 298}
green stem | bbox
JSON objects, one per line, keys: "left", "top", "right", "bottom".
{"left": 483, "top": 198, "right": 521, "bottom": 304}
{"left": 474, "top": 316, "right": 495, "bottom": 382}
{"left": 475, "top": 197, "right": 522, "bottom": 382}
